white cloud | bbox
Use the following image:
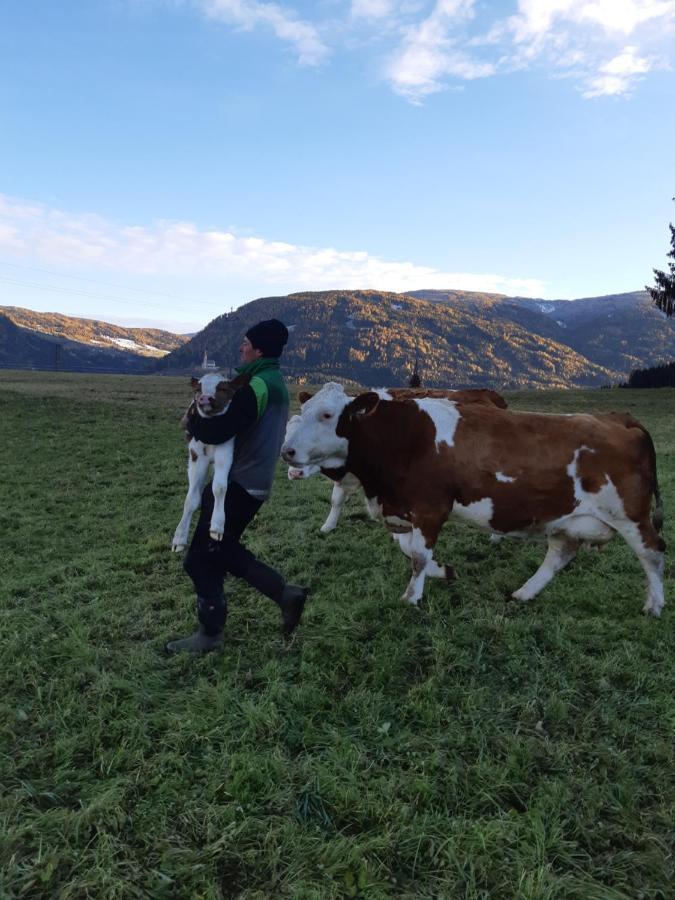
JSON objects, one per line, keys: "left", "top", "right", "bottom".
{"left": 351, "top": 0, "right": 397, "bottom": 19}
{"left": 197, "top": 0, "right": 329, "bottom": 65}
{"left": 582, "top": 44, "right": 652, "bottom": 95}
{"left": 183, "top": 0, "right": 674, "bottom": 101}
{"left": 510, "top": 0, "right": 675, "bottom": 40}
{"left": 0, "top": 194, "right": 546, "bottom": 301}
{"left": 385, "top": 0, "right": 495, "bottom": 101}
{"left": 503, "top": 0, "right": 674, "bottom": 96}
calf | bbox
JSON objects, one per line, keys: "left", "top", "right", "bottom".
{"left": 171, "top": 372, "right": 250, "bottom": 552}
{"left": 281, "top": 383, "right": 665, "bottom": 616}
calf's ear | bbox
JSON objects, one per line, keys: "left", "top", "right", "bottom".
{"left": 298, "top": 391, "right": 313, "bottom": 405}
{"left": 227, "top": 372, "right": 252, "bottom": 390}
{"left": 190, "top": 376, "right": 200, "bottom": 390}
{"left": 346, "top": 392, "right": 380, "bottom": 419}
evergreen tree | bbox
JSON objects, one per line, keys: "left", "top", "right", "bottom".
{"left": 408, "top": 357, "right": 421, "bottom": 387}
{"left": 646, "top": 201, "right": 675, "bottom": 318}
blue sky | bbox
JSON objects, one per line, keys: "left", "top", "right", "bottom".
{"left": 1, "top": 0, "right": 674, "bottom": 333}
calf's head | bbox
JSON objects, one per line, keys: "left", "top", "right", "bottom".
{"left": 190, "top": 372, "right": 250, "bottom": 417}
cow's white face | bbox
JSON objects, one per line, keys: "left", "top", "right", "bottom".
{"left": 281, "top": 382, "right": 351, "bottom": 467}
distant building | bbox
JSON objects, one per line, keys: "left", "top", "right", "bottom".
{"left": 408, "top": 358, "right": 421, "bottom": 388}
{"left": 202, "top": 350, "right": 216, "bottom": 370}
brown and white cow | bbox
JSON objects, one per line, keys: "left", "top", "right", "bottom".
{"left": 171, "top": 372, "right": 250, "bottom": 552}
{"left": 281, "top": 382, "right": 665, "bottom": 615}
{"left": 286, "top": 387, "right": 508, "bottom": 533}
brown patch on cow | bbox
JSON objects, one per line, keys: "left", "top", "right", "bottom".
{"left": 577, "top": 447, "right": 609, "bottom": 494}
{"left": 190, "top": 449, "right": 198, "bottom": 462}
{"left": 320, "top": 465, "right": 348, "bottom": 482}
{"left": 298, "top": 391, "right": 313, "bottom": 405}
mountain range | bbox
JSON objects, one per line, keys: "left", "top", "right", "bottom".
{"left": 2, "top": 289, "right": 674, "bottom": 388}
{"left": 154, "top": 289, "right": 675, "bottom": 389}
{"left": 0, "top": 306, "right": 188, "bottom": 373}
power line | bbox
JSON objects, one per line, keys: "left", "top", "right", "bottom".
{"left": 0, "top": 259, "right": 200, "bottom": 305}
{"left": 0, "top": 273, "right": 225, "bottom": 317}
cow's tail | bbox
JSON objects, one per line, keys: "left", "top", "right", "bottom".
{"left": 639, "top": 423, "right": 664, "bottom": 532}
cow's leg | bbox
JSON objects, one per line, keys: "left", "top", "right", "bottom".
{"left": 512, "top": 536, "right": 579, "bottom": 602}
{"left": 172, "top": 452, "right": 210, "bottom": 551}
{"left": 637, "top": 548, "right": 665, "bottom": 617}
{"left": 210, "top": 442, "right": 235, "bottom": 542}
{"left": 610, "top": 519, "right": 665, "bottom": 617}
{"left": 400, "top": 528, "right": 436, "bottom": 606}
{"left": 393, "top": 532, "right": 449, "bottom": 579}
{"left": 320, "top": 482, "right": 347, "bottom": 533}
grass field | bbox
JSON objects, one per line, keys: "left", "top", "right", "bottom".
{"left": 1, "top": 371, "right": 673, "bottom": 899}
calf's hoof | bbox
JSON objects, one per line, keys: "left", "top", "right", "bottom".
{"left": 172, "top": 543, "right": 186, "bottom": 553}
{"left": 209, "top": 530, "right": 224, "bottom": 542}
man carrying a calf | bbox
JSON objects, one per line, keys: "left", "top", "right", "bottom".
{"left": 167, "top": 318, "right": 308, "bottom": 654}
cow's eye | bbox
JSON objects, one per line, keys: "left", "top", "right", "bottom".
{"left": 322, "top": 412, "right": 332, "bottom": 420}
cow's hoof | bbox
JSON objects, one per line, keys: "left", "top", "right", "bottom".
{"left": 511, "top": 589, "right": 530, "bottom": 603}
{"left": 319, "top": 524, "right": 336, "bottom": 534}
{"left": 171, "top": 543, "right": 186, "bottom": 553}
{"left": 209, "top": 531, "right": 224, "bottom": 542}
{"left": 643, "top": 602, "right": 662, "bottom": 617}
{"left": 444, "top": 565, "right": 456, "bottom": 581}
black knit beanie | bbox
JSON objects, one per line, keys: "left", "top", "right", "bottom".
{"left": 245, "top": 318, "right": 289, "bottom": 358}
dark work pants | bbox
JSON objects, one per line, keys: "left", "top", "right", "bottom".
{"left": 183, "top": 481, "right": 285, "bottom": 634}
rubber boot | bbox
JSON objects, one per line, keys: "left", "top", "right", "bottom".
{"left": 278, "top": 584, "right": 308, "bottom": 637}
{"left": 165, "top": 624, "right": 224, "bottom": 654}
{"left": 166, "top": 595, "right": 225, "bottom": 654}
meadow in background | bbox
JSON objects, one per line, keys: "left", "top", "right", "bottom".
{"left": 1, "top": 372, "right": 673, "bottom": 898}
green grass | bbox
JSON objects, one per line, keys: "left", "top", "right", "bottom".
{"left": 1, "top": 372, "right": 673, "bottom": 899}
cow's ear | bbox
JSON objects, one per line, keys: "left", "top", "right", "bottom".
{"left": 190, "top": 376, "right": 200, "bottom": 390}
{"left": 347, "top": 392, "right": 380, "bottom": 418}
{"left": 298, "top": 391, "right": 313, "bottom": 405}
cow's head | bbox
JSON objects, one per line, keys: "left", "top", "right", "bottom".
{"left": 281, "top": 383, "right": 380, "bottom": 468}
{"left": 284, "top": 413, "right": 321, "bottom": 479}
{"left": 190, "top": 372, "right": 250, "bottom": 417}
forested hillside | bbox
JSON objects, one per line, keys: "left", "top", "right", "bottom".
{"left": 155, "top": 289, "right": 675, "bottom": 389}
{"left": 0, "top": 306, "right": 189, "bottom": 372}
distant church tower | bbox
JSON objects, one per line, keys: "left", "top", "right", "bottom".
{"left": 202, "top": 349, "right": 216, "bottom": 370}
{"left": 408, "top": 358, "right": 421, "bottom": 388}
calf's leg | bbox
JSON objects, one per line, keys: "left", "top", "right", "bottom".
{"left": 172, "top": 450, "right": 210, "bottom": 552}
{"left": 210, "top": 441, "right": 235, "bottom": 541}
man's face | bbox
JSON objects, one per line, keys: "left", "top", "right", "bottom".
{"left": 240, "top": 337, "right": 263, "bottom": 364}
